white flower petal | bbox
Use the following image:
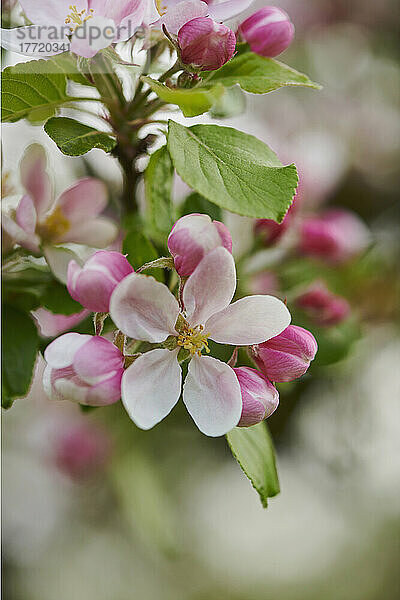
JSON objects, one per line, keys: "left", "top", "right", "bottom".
{"left": 206, "top": 295, "right": 291, "bottom": 345}
{"left": 122, "top": 349, "right": 181, "bottom": 430}
{"left": 44, "top": 333, "right": 91, "bottom": 369}
{"left": 183, "top": 247, "right": 236, "bottom": 327}
{"left": 110, "top": 273, "right": 180, "bottom": 343}
{"left": 183, "top": 355, "right": 242, "bottom": 437}
{"left": 43, "top": 245, "right": 83, "bottom": 283}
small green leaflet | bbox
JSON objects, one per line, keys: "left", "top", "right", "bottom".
{"left": 2, "top": 306, "right": 39, "bottom": 408}
{"left": 144, "top": 146, "right": 175, "bottom": 239}
{"left": 167, "top": 121, "right": 298, "bottom": 222}
{"left": 226, "top": 421, "right": 280, "bottom": 508}
{"left": 141, "top": 76, "right": 225, "bottom": 117}
{"left": 2, "top": 58, "right": 71, "bottom": 123}
{"left": 44, "top": 117, "right": 116, "bottom": 156}
{"left": 201, "top": 52, "right": 322, "bottom": 95}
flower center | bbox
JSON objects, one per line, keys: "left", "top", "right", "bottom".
{"left": 65, "top": 4, "right": 94, "bottom": 33}
{"left": 155, "top": 0, "right": 168, "bottom": 16}
{"left": 177, "top": 324, "right": 210, "bottom": 357}
{"left": 38, "top": 206, "right": 70, "bottom": 242}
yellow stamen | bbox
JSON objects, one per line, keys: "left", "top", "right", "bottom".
{"left": 177, "top": 324, "right": 211, "bottom": 357}
{"left": 37, "top": 206, "right": 70, "bottom": 242}
{"left": 65, "top": 5, "right": 94, "bottom": 33}
{"left": 155, "top": 0, "right": 168, "bottom": 16}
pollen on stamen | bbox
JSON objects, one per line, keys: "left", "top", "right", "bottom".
{"left": 177, "top": 324, "right": 211, "bottom": 357}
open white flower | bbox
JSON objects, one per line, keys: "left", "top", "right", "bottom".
{"left": 110, "top": 247, "right": 291, "bottom": 437}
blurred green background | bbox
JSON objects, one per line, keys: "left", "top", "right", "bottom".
{"left": 2, "top": 1, "right": 399, "bottom": 598}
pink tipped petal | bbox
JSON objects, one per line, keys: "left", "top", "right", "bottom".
{"left": 183, "top": 355, "right": 242, "bottom": 437}
{"left": 44, "top": 333, "right": 91, "bottom": 369}
{"left": 19, "top": 0, "right": 81, "bottom": 26}
{"left": 86, "top": 370, "right": 123, "bottom": 406}
{"left": 156, "top": 0, "right": 209, "bottom": 35}
{"left": 73, "top": 336, "right": 124, "bottom": 382}
{"left": 59, "top": 217, "right": 118, "bottom": 247}
{"left": 20, "top": 144, "right": 52, "bottom": 219}
{"left": 214, "top": 220, "right": 233, "bottom": 252}
{"left": 32, "top": 308, "right": 89, "bottom": 338}
{"left": 110, "top": 273, "right": 180, "bottom": 342}
{"left": 56, "top": 178, "right": 108, "bottom": 223}
{"left": 208, "top": 0, "right": 254, "bottom": 22}
{"left": 1, "top": 213, "right": 40, "bottom": 253}
{"left": 121, "top": 349, "right": 182, "bottom": 430}
{"left": 15, "top": 195, "right": 37, "bottom": 234}
{"left": 206, "top": 295, "right": 291, "bottom": 345}
{"left": 183, "top": 247, "right": 236, "bottom": 327}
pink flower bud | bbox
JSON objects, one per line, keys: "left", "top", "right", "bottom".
{"left": 295, "top": 282, "right": 350, "bottom": 326}
{"left": 54, "top": 422, "right": 111, "bottom": 480}
{"left": 234, "top": 367, "right": 279, "bottom": 427}
{"left": 238, "top": 6, "right": 294, "bottom": 58}
{"left": 299, "top": 209, "right": 369, "bottom": 263}
{"left": 32, "top": 308, "right": 90, "bottom": 338}
{"left": 178, "top": 17, "right": 236, "bottom": 71}
{"left": 43, "top": 333, "right": 124, "bottom": 406}
{"left": 254, "top": 198, "right": 297, "bottom": 246}
{"left": 251, "top": 325, "right": 318, "bottom": 383}
{"left": 168, "top": 213, "right": 233, "bottom": 277}
{"left": 67, "top": 250, "right": 134, "bottom": 313}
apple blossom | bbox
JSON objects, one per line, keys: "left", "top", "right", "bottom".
{"left": 1, "top": 145, "right": 117, "bottom": 274}
{"left": 67, "top": 250, "right": 134, "bottom": 313}
{"left": 152, "top": 0, "right": 255, "bottom": 35}
{"left": 1, "top": 0, "right": 149, "bottom": 58}
{"left": 43, "top": 333, "right": 124, "bottom": 406}
{"left": 295, "top": 282, "right": 350, "bottom": 326}
{"left": 238, "top": 6, "right": 294, "bottom": 58}
{"left": 54, "top": 421, "right": 112, "bottom": 479}
{"left": 168, "top": 213, "right": 232, "bottom": 277}
{"left": 110, "top": 246, "right": 291, "bottom": 436}
{"left": 299, "top": 209, "right": 370, "bottom": 263}
{"left": 234, "top": 367, "right": 279, "bottom": 427}
{"left": 251, "top": 325, "right": 318, "bottom": 383}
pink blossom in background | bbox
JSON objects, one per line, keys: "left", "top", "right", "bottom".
{"left": 54, "top": 421, "right": 112, "bottom": 480}
{"left": 295, "top": 282, "right": 351, "bottom": 326}
{"left": 178, "top": 17, "right": 236, "bottom": 71}
{"left": 299, "top": 209, "right": 370, "bottom": 263}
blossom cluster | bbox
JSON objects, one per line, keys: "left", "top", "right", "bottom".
{"left": 42, "top": 213, "right": 317, "bottom": 437}
{"left": 3, "top": 1, "right": 295, "bottom": 67}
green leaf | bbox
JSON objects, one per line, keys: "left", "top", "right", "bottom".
{"left": 180, "top": 192, "right": 222, "bottom": 221}
{"left": 141, "top": 76, "right": 225, "bottom": 117}
{"left": 144, "top": 146, "right": 174, "bottom": 239}
{"left": 53, "top": 53, "right": 95, "bottom": 86}
{"left": 2, "top": 305, "right": 39, "bottom": 406}
{"left": 40, "top": 279, "right": 83, "bottom": 315}
{"left": 1, "top": 58, "right": 71, "bottom": 123}
{"left": 201, "top": 52, "right": 321, "bottom": 94}
{"left": 209, "top": 84, "right": 246, "bottom": 119}
{"left": 168, "top": 121, "right": 298, "bottom": 221}
{"left": 226, "top": 421, "right": 280, "bottom": 508}
{"left": 44, "top": 117, "right": 116, "bottom": 156}
{"left": 123, "top": 230, "right": 163, "bottom": 282}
